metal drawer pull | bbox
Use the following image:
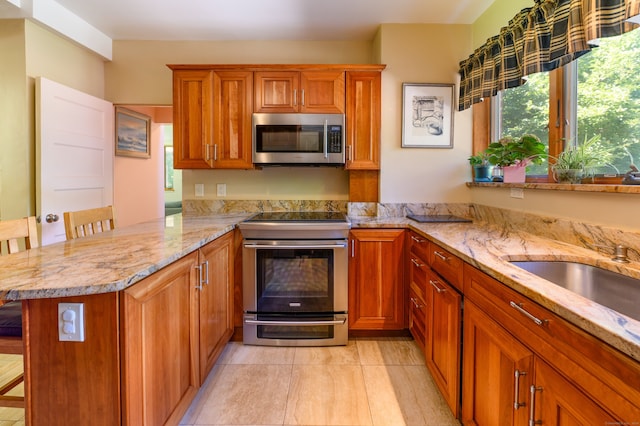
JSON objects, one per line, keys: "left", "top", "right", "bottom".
{"left": 429, "top": 280, "right": 446, "bottom": 293}
{"left": 410, "top": 297, "right": 423, "bottom": 309}
{"left": 411, "top": 258, "right": 426, "bottom": 267}
{"left": 509, "top": 301, "right": 545, "bottom": 326}
{"left": 202, "top": 260, "right": 209, "bottom": 285}
{"left": 245, "top": 318, "right": 346, "bottom": 326}
{"left": 514, "top": 370, "right": 526, "bottom": 410}
{"left": 411, "top": 235, "right": 426, "bottom": 243}
{"left": 434, "top": 251, "right": 448, "bottom": 261}
{"left": 529, "top": 385, "right": 542, "bottom": 425}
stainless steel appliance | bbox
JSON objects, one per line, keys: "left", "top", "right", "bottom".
{"left": 239, "top": 211, "right": 350, "bottom": 346}
{"left": 252, "top": 113, "right": 345, "bottom": 166}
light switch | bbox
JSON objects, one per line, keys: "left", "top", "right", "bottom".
{"left": 195, "top": 183, "right": 204, "bottom": 197}
{"left": 216, "top": 183, "right": 226, "bottom": 197}
{"left": 58, "top": 303, "right": 85, "bottom": 342}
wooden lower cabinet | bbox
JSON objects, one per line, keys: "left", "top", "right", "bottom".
{"left": 197, "top": 233, "right": 234, "bottom": 383}
{"left": 121, "top": 251, "right": 200, "bottom": 426}
{"left": 425, "top": 267, "right": 462, "bottom": 419}
{"left": 463, "top": 264, "right": 640, "bottom": 425}
{"left": 532, "top": 358, "right": 615, "bottom": 426}
{"left": 462, "top": 299, "right": 533, "bottom": 425}
{"left": 348, "top": 229, "right": 405, "bottom": 330}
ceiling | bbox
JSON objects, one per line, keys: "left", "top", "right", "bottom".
{"left": 43, "top": 0, "right": 496, "bottom": 41}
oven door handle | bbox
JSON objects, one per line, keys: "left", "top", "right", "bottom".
{"left": 243, "top": 243, "right": 347, "bottom": 249}
{"left": 244, "top": 317, "right": 347, "bottom": 326}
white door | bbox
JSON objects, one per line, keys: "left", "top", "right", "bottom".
{"left": 36, "top": 77, "right": 114, "bottom": 246}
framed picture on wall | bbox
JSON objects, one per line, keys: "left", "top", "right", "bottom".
{"left": 401, "top": 83, "right": 455, "bottom": 148}
{"left": 115, "top": 106, "right": 151, "bottom": 158}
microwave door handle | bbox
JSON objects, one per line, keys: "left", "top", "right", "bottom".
{"left": 324, "top": 119, "right": 328, "bottom": 159}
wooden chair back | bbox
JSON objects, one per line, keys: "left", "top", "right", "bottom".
{"left": 0, "top": 216, "right": 37, "bottom": 408}
{"left": 63, "top": 206, "right": 115, "bottom": 240}
{"left": 0, "top": 216, "right": 39, "bottom": 255}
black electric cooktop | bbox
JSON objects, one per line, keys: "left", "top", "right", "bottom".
{"left": 406, "top": 214, "right": 472, "bottom": 223}
{"left": 245, "top": 211, "right": 348, "bottom": 222}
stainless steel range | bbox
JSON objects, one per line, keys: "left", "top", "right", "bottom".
{"left": 238, "top": 211, "right": 350, "bottom": 346}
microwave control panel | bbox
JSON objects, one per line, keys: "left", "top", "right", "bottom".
{"left": 328, "top": 126, "right": 343, "bottom": 153}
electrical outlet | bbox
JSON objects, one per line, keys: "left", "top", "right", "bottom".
{"left": 216, "top": 183, "right": 227, "bottom": 197}
{"left": 510, "top": 188, "right": 524, "bottom": 199}
{"left": 195, "top": 183, "right": 204, "bottom": 197}
{"left": 58, "top": 303, "right": 85, "bottom": 342}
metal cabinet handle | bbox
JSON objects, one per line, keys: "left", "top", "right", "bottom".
{"left": 301, "top": 89, "right": 305, "bottom": 106}
{"left": 293, "top": 89, "right": 297, "bottom": 106}
{"left": 202, "top": 260, "right": 209, "bottom": 285}
{"left": 411, "top": 258, "right": 425, "bottom": 267}
{"left": 529, "top": 385, "right": 543, "bottom": 425}
{"left": 351, "top": 240, "right": 355, "bottom": 258}
{"left": 205, "top": 144, "right": 210, "bottom": 161}
{"left": 194, "top": 265, "right": 203, "bottom": 291}
{"left": 347, "top": 145, "right": 353, "bottom": 161}
{"left": 410, "top": 297, "right": 423, "bottom": 309}
{"left": 213, "top": 144, "right": 218, "bottom": 161}
{"left": 411, "top": 235, "right": 426, "bottom": 243}
{"left": 434, "top": 251, "right": 448, "bottom": 261}
{"left": 429, "top": 279, "right": 446, "bottom": 293}
{"left": 509, "top": 301, "right": 546, "bottom": 326}
{"left": 514, "top": 370, "right": 526, "bottom": 410}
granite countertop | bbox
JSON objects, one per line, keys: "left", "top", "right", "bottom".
{"left": 0, "top": 213, "right": 251, "bottom": 301}
{"left": 352, "top": 216, "right": 640, "bottom": 362}
{"left": 1, "top": 211, "right": 638, "bottom": 362}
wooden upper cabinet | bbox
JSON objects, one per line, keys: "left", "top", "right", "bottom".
{"left": 213, "top": 71, "right": 254, "bottom": 169}
{"left": 172, "top": 69, "right": 214, "bottom": 169}
{"left": 254, "top": 70, "right": 345, "bottom": 113}
{"left": 346, "top": 71, "right": 381, "bottom": 170}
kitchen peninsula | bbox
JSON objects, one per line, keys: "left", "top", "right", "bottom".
{"left": 1, "top": 208, "right": 639, "bottom": 424}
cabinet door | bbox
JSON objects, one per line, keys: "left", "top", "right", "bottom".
{"left": 213, "top": 71, "right": 254, "bottom": 169}
{"left": 425, "top": 268, "right": 462, "bottom": 418}
{"left": 300, "top": 71, "right": 345, "bottom": 113}
{"left": 345, "top": 71, "right": 381, "bottom": 170}
{"left": 173, "top": 70, "right": 214, "bottom": 168}
{"left": 462, "top": 300, "right": 533, "bottom": 426}
{"left": 121, "top": 252, "right": 199, "bottom": 426}
{"left": 532, "top": 359, "right": 616, "bottom": 426}
{"left": 198, "top": 233, "right": 234, "bottom": 383}
{"left": 408, "top": 248, "right": 428, "bottom": 349}
{"left": 348, "top": 229, "right": 405, "bottom": 330}
{"left": 254, "top": 71, "right": 299, "bottom": 112}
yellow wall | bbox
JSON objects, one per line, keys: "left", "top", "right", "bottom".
{"left": 472, "top": 0, "right": 532, "bottom": 49}
{"left": 105, "top": 40, "right": 372, "bottom": 201}
{"left": 0, "top": 20, "right": 29, "bottom": 220}
{"left": 377, "top": 24, "right": 474, "bottom": 203}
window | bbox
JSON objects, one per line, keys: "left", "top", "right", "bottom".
{"left": 494, "top": 72, "right": 550, "bottom": 176}
{"left": 490, "top": 28, "right": 640, "bottom": 182}
{"left": 573, "top": 28, "right": 640, "bottom": 176}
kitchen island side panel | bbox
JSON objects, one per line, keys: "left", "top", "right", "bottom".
{"left": 24, "top": 293, "right": 120, "bottom": 426}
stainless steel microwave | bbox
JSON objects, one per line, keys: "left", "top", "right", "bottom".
{"left": 252, "top": 113, "right": 345, "bottom": 166}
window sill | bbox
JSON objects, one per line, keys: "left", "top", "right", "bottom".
{"left": 466, "top": 182, "right": 640, "bottom": 194}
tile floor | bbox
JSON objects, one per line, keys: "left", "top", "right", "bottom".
{"left": 0, "top": 354, "right": 25, "bottom": 426}
{"left": 180, "top": 338, "right": 460, "bottom": 426}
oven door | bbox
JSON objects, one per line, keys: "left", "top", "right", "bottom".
{"left": 242, "top": 239, "right": 348, "bottom": 346}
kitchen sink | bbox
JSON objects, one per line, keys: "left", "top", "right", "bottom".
{"left": 510, "top": 261, "right": 640, "bottom": 322}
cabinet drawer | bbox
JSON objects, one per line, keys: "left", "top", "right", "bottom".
{"left": 408, "top": 231, "right": 429, "bottom": 261}
{"left": 463, "top": 263, "right": 640, "bottom": 422}
{"left": 408, "top": 249, "right": 428, "bottom": 301}
{"left": 408, "top": 286, "right": 426, "bottom": 349}
{"left": 428, "top": 242, "right": 463, "bottom": 291}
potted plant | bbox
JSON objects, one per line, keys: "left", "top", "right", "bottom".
{"left": 484, "top": 134, "right": 547, "bottom": 183}
{"left": 468, "top": 152, "right": 493, "bottom": 182}
{"left": 551, "top": 135, "right": 604, "bottom": 184}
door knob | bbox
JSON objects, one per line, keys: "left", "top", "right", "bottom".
{"left": 45, "top": 213, "right": 59, "bottom": 223}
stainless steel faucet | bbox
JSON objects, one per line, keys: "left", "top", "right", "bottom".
{"left": 611, "top": 245, "right": 630, "bottom": 263}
